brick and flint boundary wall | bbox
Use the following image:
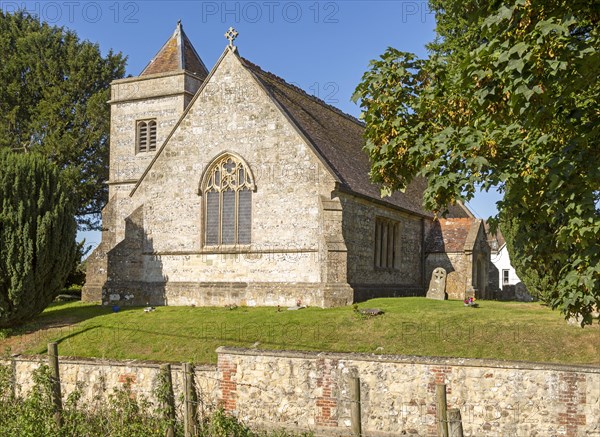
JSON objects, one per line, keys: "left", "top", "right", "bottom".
{"left": 2, "top": 349, "right": 599, "bottom": 436}
{"left": 0, "top": 356, "right": 219, "bottom": 414}
{"left": 215, "top": 347, "right": 600, "bottom": 437}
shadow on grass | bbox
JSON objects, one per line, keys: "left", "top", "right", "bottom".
{"left": 56, "top": 319, "right": 346, "bottom": 354}
{"left": 5, "top": 303, "right": 140, "bottom": 339}
{"left": 26, "top": 326, "right": 102, "bottom": 355}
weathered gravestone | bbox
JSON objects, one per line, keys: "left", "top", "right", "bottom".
{"left": 427, "top": 267, "right": 447, "bottom": 300}
{"left": 515, "top": 282, "right": 534, "bottom": 302}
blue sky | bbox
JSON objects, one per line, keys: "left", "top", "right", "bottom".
{"left": 1, "top": 1, "right": 502, "bottom": 248}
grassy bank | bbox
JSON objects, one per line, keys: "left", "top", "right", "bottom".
{"left": 1, "top": 298, "right": 598, "bottom": 365}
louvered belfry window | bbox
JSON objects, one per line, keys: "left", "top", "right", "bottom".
{"left": 137, "top": 120, "right": 157, "bottom": 153}
{"left": 204, "top": 155, "right": 253, "bottom": 246}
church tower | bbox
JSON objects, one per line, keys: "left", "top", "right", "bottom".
{"left": 82, "top": 22, "right": 208, "bottom": 301}
{"left": 108, "top": 21, "right": 208, "bottom": 199}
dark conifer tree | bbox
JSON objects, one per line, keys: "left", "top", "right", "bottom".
{"left": 0, "top": 11, "right": 126, "bottom": 229}
{"left": 0, "top": 151, "right": 77, "bottom": 327}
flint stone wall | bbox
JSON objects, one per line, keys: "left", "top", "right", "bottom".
{"left": 2, "top": 349, "right": 599, "bottom": 436}
{"left": 217, "top": 347, "right": 600, "bottom": 437}
{"left": 0, "top": 356, "right": 218, "bottom": 414}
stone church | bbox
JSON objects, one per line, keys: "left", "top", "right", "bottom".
{"left": 83, "top": 24, "right": 489, "bottom": 307}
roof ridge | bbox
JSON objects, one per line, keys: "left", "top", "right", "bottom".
{"left": 179, "top": 22, "right": 209, "bottom": 74}
{"left": 239, "top": 57, "right": 364, "bottom": 128}
{"left": 140, "top": 21, "right": 208, "bottom": 77}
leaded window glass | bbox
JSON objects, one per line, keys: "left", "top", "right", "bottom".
{"left": 204, "top": 155, "right": 253, "bottom": 245}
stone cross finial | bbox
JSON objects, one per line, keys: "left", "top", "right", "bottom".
{"left": 225, "top": 27, "right": 238, "bottom": 47}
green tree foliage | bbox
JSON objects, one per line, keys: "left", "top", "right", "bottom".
{"left": 0, "top": 151, "right": 77, "bottom": 327}
{"left": 499, "top": 197, "right": 560, "bottom": 303}
{"left": 353, "top": 0, "right": 599, "bottom": 324}
{"left": 0, "top": 11, "right": 126, "bottom": 229}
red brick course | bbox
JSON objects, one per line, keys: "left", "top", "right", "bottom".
{"left": 315, "top": 358, "right": 339, "bottom": 427}
{"left": 218, "top": 355, "right": 238, "bottom": 412}
{"left": 558, "top": 372, "right": 586, "bottom": 437}
{"left": 427, "top": 365, "right": 452, "bottom": 436}
{"left": 118, "top": 373, "right": 136, "bottom": 385}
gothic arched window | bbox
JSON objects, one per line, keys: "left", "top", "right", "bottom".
{"left": 202, "top": 154, "right": 254, "bottom": 246}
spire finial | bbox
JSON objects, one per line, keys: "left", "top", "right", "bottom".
{"left": 225, "top": 27, "right": 238, "bottom": 48}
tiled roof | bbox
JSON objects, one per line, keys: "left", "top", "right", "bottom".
{"left": 241, "top": 57, "right": 470, "bottom": 218}
{"left": 133, "top": 38, "right": 473, "bottom": 219}
{"left": 140, "top": 22, "right": 208, "bottom": 79}
{"left": 426, "top": 218, "right": 480, "bottom": 253}
{"left": 484, "top": 221, "right": 506, "bottom": 252}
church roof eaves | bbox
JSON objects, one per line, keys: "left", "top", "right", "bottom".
{"left": 239, "top": 57, "right": 434, "bottom": 217}
{"left": 130, "top": 42, "right": 470, "bottom": 220}
{"left": 239, "top": 58, "right": 365, "bottom": 127}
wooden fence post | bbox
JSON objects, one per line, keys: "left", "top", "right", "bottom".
{"left": 47, "top": 342, "right": 62, "bottom": 429}
{"left": 184, "top": 362, "right": 198, "bottom": 437}
{"left": 436, "top": 384, "right": 449, "bottom": 437}
{"left": 350, "top": 376, "right": 362, "bottom": 437}
{"left": 448, "top": 408, "right": 464, "bottom": 437}
{"left": 159, "top": 364, "right": 176, "bottom": 437}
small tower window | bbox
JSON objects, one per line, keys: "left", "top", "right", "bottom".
{"left": 136, "top": 120, "right": 157, "bottom": 153}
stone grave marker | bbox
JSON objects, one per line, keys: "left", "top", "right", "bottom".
{"left": 426, "top": 267, "right": 447, "bottom": 300}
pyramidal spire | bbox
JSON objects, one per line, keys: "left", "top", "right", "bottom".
{"left": 140, "top": 21, "right": 208, "bottom": 78}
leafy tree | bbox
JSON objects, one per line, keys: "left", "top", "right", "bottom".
{"left": 499, "top": 196, "right": 560, "bottom": 303}
{"left": 0, "top": 11, "right": 126, "bottom": 229}
{"left": 353, "top": 0, "right": 599, "bottom": 324}
{"left": 0, "top": 151, "right": 77, "bottom": 327}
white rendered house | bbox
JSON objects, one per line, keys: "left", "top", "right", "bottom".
{"left": 486, "top": 227, "right": 533, "bottom": 301}
{"left": 490, "top": 242, "right": 521, "bottom": 290}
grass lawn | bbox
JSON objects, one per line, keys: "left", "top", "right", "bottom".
{"left": 1, "top": 298, "right": 598, "bottom": 365}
